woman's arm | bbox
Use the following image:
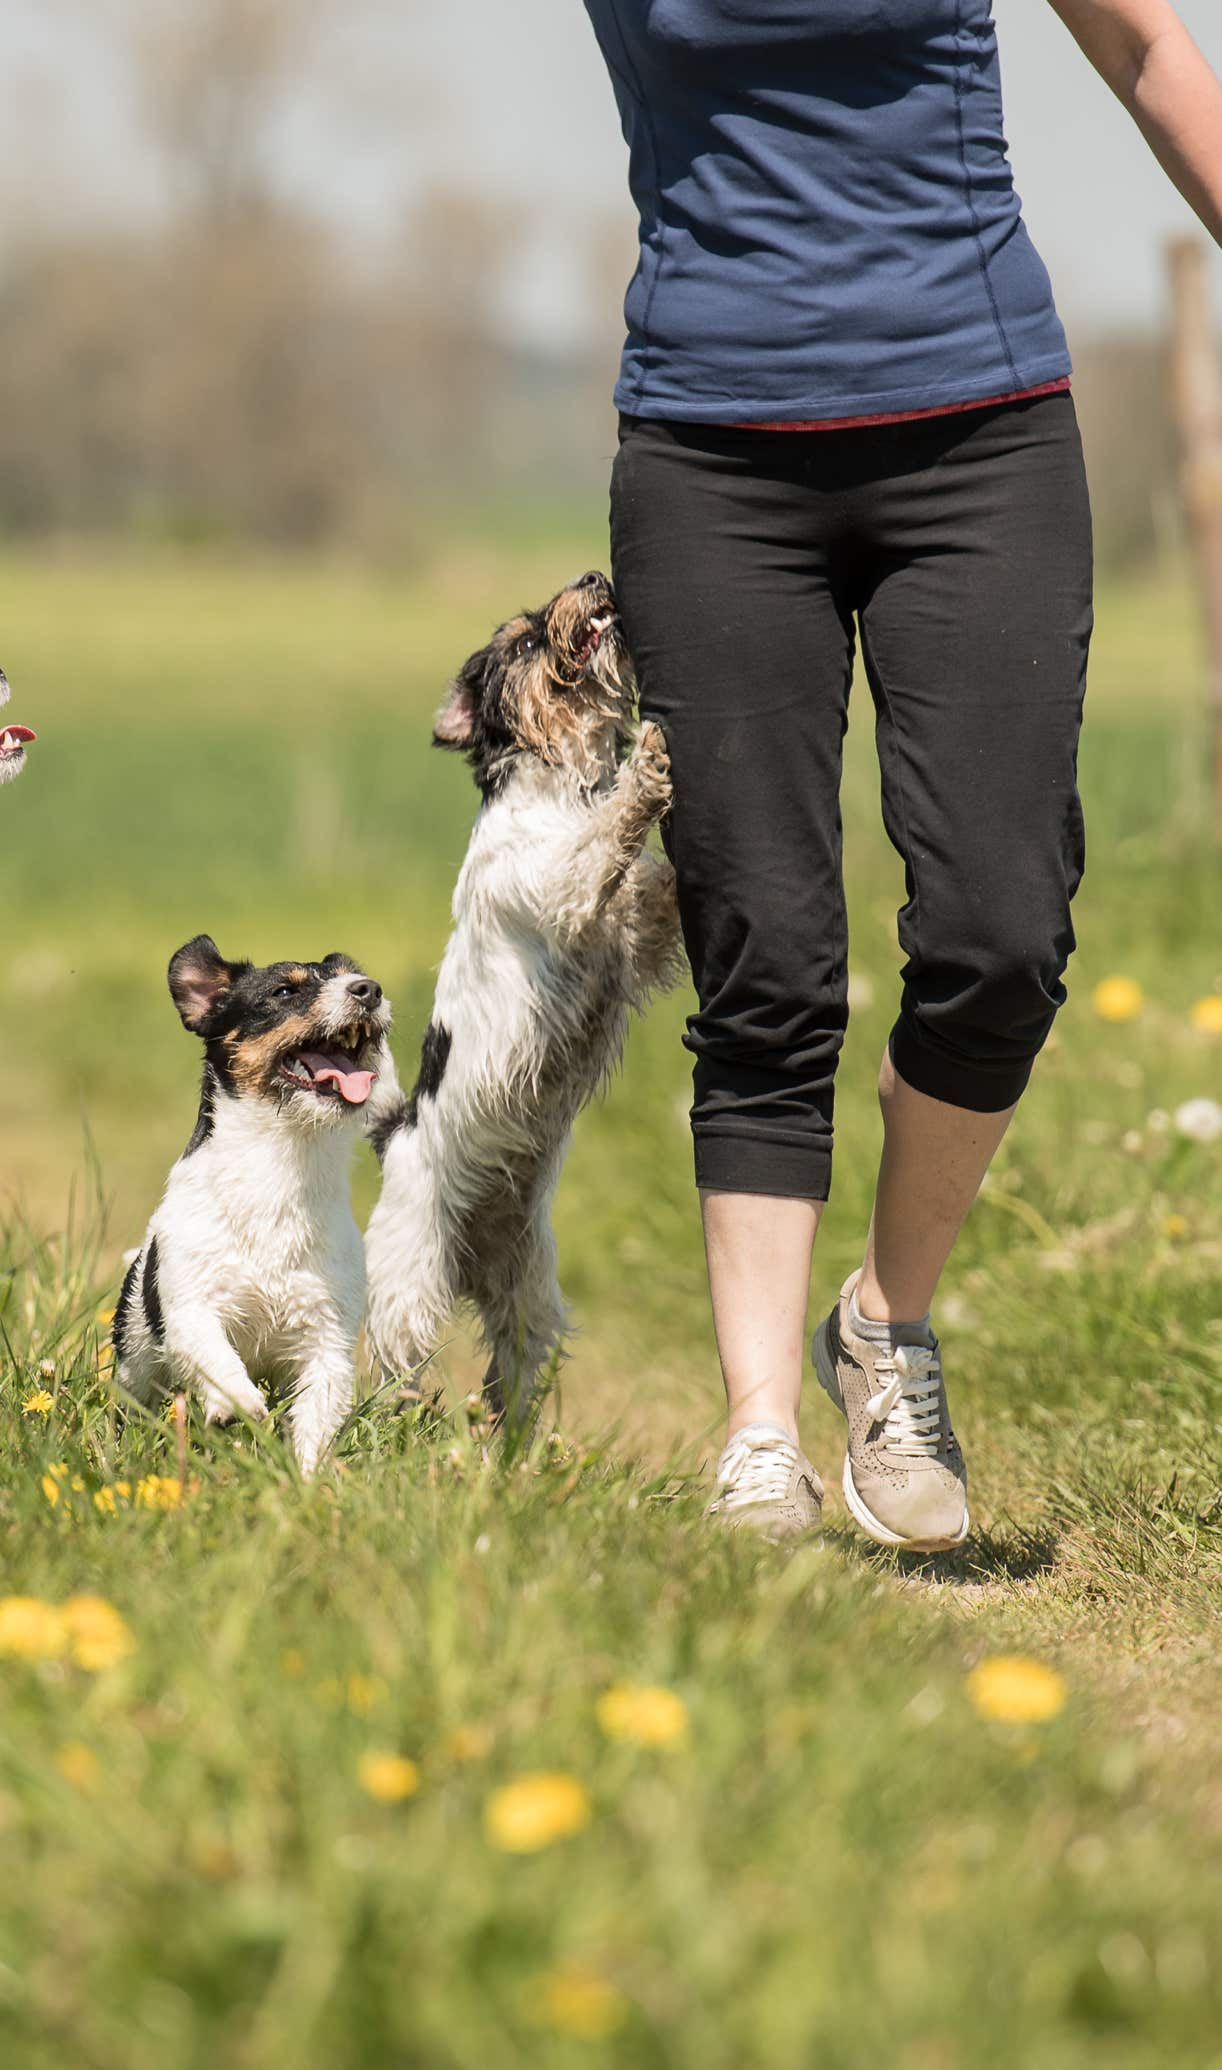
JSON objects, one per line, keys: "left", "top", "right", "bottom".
{"left": 1049, "top": 0, "right": 1222, "bottom": 243}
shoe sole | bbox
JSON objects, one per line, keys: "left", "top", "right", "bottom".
{"left": 811, "top": 1319, "right": 970, "bottom": 1554}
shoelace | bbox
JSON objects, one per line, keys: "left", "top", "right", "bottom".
{"left": 713, "top": 1428, "right": 798, "bottom": 1510}
{"left": 865, "top": 1343, "right": 943, "bottom": 1458}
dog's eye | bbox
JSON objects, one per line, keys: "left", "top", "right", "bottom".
{"left": 272, "top": 983, "right": 298, "bottom": 1001}
{"left": 517, "top": 633, "right": 536, "bottom": 657}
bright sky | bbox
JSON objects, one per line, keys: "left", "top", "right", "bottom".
{"left": 5, "top": 1, "right": 1221, "bottom": 347}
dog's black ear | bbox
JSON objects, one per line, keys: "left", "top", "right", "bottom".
{"left": 168, "top": 935, "right": 239, "bottom": 1033}
{"left": 433, "top": 651, "right": 485, "bottom": 750}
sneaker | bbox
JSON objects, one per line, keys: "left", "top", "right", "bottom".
{"left": 707, "top": 1423, "right": 824, "bottom": 1541}
{"left": 811, "top": 1272, "right": 969, "bottom": 1551}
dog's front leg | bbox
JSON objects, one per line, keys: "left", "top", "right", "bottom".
{"left": 288, "top": 1343, "right": 355, "bottom": 1477}
{"left": 619, "top": 849, "right": 683, "bottom": 996}
{"left": 165, "top": 1313, "right": 268, "bottom": 1430}
{"left": 556, "top": 722, "right": 672, "bottom": 935}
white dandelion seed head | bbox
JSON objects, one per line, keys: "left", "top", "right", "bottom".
{"left": 1174, "top": 1098, "right": 1222, "bottom": 1144}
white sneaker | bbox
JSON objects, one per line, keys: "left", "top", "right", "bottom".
{"left": 706, "top": 1423, "right": 824, "bottom": 1541}
{"left": 812, "top": 1271, "right": 968, "bottom": 1551}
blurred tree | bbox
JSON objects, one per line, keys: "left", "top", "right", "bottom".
{"left": 130, "top": 0, "right": 317, "bottom": 224}
{"left": 0, "top": 0, "right": 1184, "bottom": 561}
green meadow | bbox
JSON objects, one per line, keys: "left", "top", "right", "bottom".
{"left": 0, "top": 535, "right": 1219, "bottom": 2068}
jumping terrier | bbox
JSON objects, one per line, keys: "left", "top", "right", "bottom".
{"left": 113, "top": 936, "right": 392, "bottom": 1474}
{"left": 0, "top": 668, "right": 35, "bottom": 784}
{"left": 364, "top": 569, "right": 681, "bottom": 1422}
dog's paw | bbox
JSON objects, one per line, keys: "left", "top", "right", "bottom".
{"left": 201, "top": 1379, "right": 269, "bottom": 1427}
{"left": 630, "top": 721, "right": 672, "bottom": 817}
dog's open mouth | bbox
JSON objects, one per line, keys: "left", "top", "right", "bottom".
{"left": 279, "top": 1040, "right": 376, "bottom": 1105}
{"left": 0, "top": 668, "right": 35, "bottom": 766}
{"left": 570, "top": 608, "right": 618, "bottom": 673}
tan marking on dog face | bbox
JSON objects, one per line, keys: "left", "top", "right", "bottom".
{"left": 224, "top": 1011, "right": 318, "bottom": 1099}
{"left": 545, "top": 588, "right": 591, "bottom": 656}
{"left": 497, "top": 590, "right": 630, "bottom": 781}
{"left": 510, "top": 652, "right": 615, "bottom": 766}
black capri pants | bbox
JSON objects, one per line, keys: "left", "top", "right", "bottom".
{"left": 609, "top": 393, "right": 1094, "bottom": 1203}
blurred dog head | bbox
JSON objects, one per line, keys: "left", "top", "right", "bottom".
{"left": 0, "top": 669, "right": 35, "bottom": 786}
{"left": 433, "top": 570, "right": 633, "bottom": 795}
{"left": 168, "top": 935, "right": 391, "bottom": 1128}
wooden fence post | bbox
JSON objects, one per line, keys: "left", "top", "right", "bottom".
{"left": 1166, "top": 235, "right": 1222, "bottom": 840}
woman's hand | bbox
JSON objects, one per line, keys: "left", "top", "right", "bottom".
{"left": 1049, "top": 0, "right": 1222, "bottom": 244}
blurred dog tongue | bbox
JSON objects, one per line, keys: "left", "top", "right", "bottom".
{"left": 302, "top": 1051, "right": 376, "bottom": 1104}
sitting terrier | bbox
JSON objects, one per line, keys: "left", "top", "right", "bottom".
{"left": 0, "top": 667, "right": 35, "bottom": 784}
{"left": 113, "top": 936, "right": 392, "bottom": 1474}
{"left": 364, "top": 569, "right": 682, "bottom": 1423}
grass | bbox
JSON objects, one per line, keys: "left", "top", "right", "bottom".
{"left": 1, "top": 533, "right": 1220, "bottom": 2067}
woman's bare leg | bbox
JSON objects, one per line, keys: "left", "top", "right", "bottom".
{"left": 701, "top": 1051, "right": 1014, "bottom": 1446}
{"left": 700, "top": 1192, "right": 823, "bottom": 1440}
{"left": 856, "top": 1049, "right": 1015, "bottom": 1322}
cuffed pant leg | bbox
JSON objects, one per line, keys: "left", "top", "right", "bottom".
{"left": 858, "top": 395, "right": 1094, "bottom": 1111}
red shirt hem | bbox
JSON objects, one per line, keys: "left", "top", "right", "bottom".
{"left": 728, "top": 377, "right": 1071, "bottom": 432}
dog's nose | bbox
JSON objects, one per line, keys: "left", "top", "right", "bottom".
{"left": 347, "top": 977, "right": 382, "bottom": 1006}
{"left": 574, "top": 569, "right": 605, "bottom": 591}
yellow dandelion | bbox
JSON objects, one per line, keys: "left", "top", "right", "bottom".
{"left": 596, "top": 1683, "right": 689, "bottom": 1748}
{"left": 966, "top": 1655, "right": 1067, "bottom": 1725}
{"left": 96, "top": 1307, "right": 116, "bottom": 1329}
{"left": 60, "top": 1596, "right": 135, "bottom": 1673}
{"left": 484, "top": 1772, "right": 591, "bottom": 1853}
{"left": 69, "top": 1477, "right": 85, "bottom": 1493}
{"left": 526, "top": 1963, "right": 628, "bottom": 2040}
{"left": 22, "top": 1390, "right": 54, "bottom": 1418}
{"left": 41, "top": 1461, "right": 69, "bottom": 1507}
{"left": 280, "top": 1648, "right": 305, "bottom": 1678}
{"left": 1163, "top": 1213, "right": 1189, "bottom": 1241}
{"left": 54, "top": 1742, "right": 100, "bottom": 1792}
{"left": 357, "top": 1751, "right": 420, "bottom": 1803}
{"left": 134, "top": 1475, "right": 183, "bottom": 1510}
{"left": 0, "top": 1596, "right": 66, "bottom": 1661}
{"left": 1189, "top": 994, "right": 1222, "bottom": 1035}
{"left": 444, "top": 1723, "right": 494, "bottom": 1763}
{"left": 93, "top": 1480, "right": 133, "bottom": 1514}
{"left": 346, "top": 1673, "right": 387, "bottom": 1717}
{"left": 96, "top": 1345, "right": 115, "bottom": 1378}
{"left": 1092, "top": 976, "right": 1143, "bottom": 1024}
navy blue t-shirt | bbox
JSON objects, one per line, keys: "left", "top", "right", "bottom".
{"left": 583, "top": 0, "right": 1071, "bottom": 422}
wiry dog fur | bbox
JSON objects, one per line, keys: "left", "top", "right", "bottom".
{"left": 114, "top": 936, "right": 392, "bottom": 1474}
{"left": 0, "top": 668, "right": 34, "bottom": 785}
{"left": 364, "top": 570, "right": 681, "bottom": 1421}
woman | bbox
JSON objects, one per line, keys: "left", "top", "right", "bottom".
{"left": 582, "top": 0, "right": 1222, "bottom": 1544}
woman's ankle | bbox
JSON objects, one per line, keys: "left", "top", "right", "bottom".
{"left": 725, "top": 1403, "right": 800, "bottom": 1445}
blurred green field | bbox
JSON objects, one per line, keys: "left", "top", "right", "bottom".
{"left": 1, "top": 535, "right": 1220, "bottom": 2068}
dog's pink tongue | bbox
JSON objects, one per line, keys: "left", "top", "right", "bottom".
{"left": 302, "top": 1051, "right": 376, "bottom": 1104}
